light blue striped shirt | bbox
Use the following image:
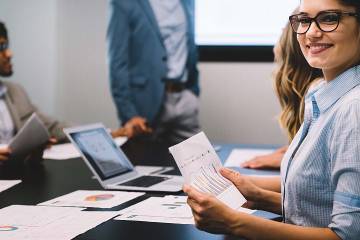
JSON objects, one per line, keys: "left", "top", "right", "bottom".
{"left": 0, "top": 82, "right": 14, "bottom": 144}
{"left": 281, "top": 65, "right": 360, "bottom": 240}
{"left": 149, "top": 0, "right": 188, "bottom": 82}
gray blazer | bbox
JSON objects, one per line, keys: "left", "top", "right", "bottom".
{"left": 2, "top": 81, "right": 68, "bottom": 142}
{"left": 107, "top": 0, "right": 199, "bottom": 124}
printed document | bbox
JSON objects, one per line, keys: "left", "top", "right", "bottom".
{"left": 224, "top": 148, "right": 275, "bottom": 167}
{"left": 169, "top": 132, "right": 246, "bottom": 210}
{"left": 0, "top": 180, "right": 21, "bottom": 193}
{"left": 38, "top": 190, "right": 144, "bottom": 208}
{"left": 9, "top": 113, "right": 49, "bottom": 156}
{"left": 0, "top": 205, "right": 118, "bottom": 240}
{"left": 115, "top": 195, "right": 194, "bottom": 224}
{"left": 43, "top": 136, "right": 128, "bottom": 160}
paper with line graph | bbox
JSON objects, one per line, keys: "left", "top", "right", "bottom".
{"left": 169, "top": 132, "right": 246, "bottom": 210}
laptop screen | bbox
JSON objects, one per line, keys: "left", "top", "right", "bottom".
{"left": 69, "top": 128, "right": 133, "bottom": 180}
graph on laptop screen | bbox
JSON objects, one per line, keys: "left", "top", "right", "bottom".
{"left": 70, "top": 128, "right": 132, "bottom": 179}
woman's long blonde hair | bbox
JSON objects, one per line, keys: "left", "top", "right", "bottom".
{"left": 274, "top": 22, "right": 322, "bottom": 141}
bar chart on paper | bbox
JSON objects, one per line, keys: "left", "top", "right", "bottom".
{"left": 169, "top": 132, "right": 246, "bottom": 210}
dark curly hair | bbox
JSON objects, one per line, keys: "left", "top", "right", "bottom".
{"left": 0, "top": 22, "right": 7, "bottom": 39}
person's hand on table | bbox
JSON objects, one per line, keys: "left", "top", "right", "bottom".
{"left": 46, "top": 137, "right": 58, "bottom": 149}
{"left": 122, "top": 116, "right": 153, "bottom": 138}
{"left": 183, "top": 184, "right": 238, "bottom": 234}
{"left": 0, "top": 146, "right": 11, "bottom": 162}
{"left": 111, "top": 127, "right": 129, "bottom": 138}
{"left": 241, "top": 146, "right": 287, "bottom": 169}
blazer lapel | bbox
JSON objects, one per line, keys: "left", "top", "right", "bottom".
{"left": 4, "top": 91, "right": 22, "bottom": 132}
{"left": 138, "top": 0, "right": 164, "bottom": 47}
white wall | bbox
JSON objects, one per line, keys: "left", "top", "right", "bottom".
{"left": 199, "top": 63, "right": 286, "bottom": 145}
{"left": 0, "top": 0, "right": 287, "bottom": 145}
{"left": 56, "top": 0, "right": 118, "bottom": 127}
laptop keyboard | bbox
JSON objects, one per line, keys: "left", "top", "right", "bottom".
{"left": 118, "top": 175, "right": 169, "bottom": 188}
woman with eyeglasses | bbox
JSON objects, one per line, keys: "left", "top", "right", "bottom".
{"left": 184, "top": 0, "right": 360, "bottom": 239}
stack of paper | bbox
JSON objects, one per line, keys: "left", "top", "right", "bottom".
{"left": 43, "top": 136, "right": 127, "bottom": 160}
{"left": 0, "top": 180, "right": 21, "bottom": 193}
{"left": 0, "top": 205, "right": 119, "bottom": 240}
{"left": 115, "top": 195, "right": 194, "bottom": 224}
{"left": 38, "top": 190, "right": 144, "bottom": 208}
{"left": 224, "top": 148, "right": 275, "bottom": 167}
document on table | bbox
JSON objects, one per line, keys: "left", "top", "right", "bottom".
{"left": 43, "top": 136, "right": 128, "bottom": 160}
{"left": 9, "top": 113, "right": 50, "bottom": 156}
{"left": 38, "top": 190, "right": 144, "bottom": 208}
{"left": 169, "top": 132, "right": 246, "bottom": 210}
{"left": 115, "top": 195, "right": 194, "bottom": 224}
{"left": 0, "top": 180, "right": 21, "bottom": 193}
{"left": 0, "top": 205, "right": 119, "bottom": 240}
{"left": 224, "top": 148, "right": 275, "bottom": 167}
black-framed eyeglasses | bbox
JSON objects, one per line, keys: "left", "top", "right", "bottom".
{"left": 0, "top": 42, "right": 9, "bottom": 52}
{"left": 289, "top": 11, "right": 359, "bottom": 34}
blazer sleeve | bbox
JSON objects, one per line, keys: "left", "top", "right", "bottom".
{"left": 107, "top": 0, "right": 138, "bottom": 124}
{"left": 7, "top": 82, "right": 69, "bottom": 143}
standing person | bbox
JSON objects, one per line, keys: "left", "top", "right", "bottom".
{"left": 184, "top": 0, "right": 360, "bottom": 239}
{"left": 107, "top": 0, "right": 200, "bottom": 145}
{"left": 242, "top": 17, "right": 322, "bottom": 169}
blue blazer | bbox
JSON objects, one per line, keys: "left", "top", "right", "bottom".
{"left": 107, "top": 0, "right": 199, "bottom": 124}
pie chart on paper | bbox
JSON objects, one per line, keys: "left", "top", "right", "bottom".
{"left": 0, "top": 226, "right": 18, "bottom": 231}
{"left": 85, "top": 194, "right": 114, "bottom": 202}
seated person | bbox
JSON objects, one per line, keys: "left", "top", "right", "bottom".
{"left": 0, "top": 22, "right": 69, "bottom": 163}
{"left": 0, "top": 22, "right": 127, "bottom": 164}
{"left": 185, "top": 0, "right": 360, "bottom": 238}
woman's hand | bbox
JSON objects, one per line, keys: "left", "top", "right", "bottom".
{"left": 183, "top": 185, "right": 239, "bottom": 234}
{"left": 241, "top": 146, "right": 287, "bottom": 169}
{"left": 220, "top": 168, "right": 265, "bottom": 209}
{"left": 221, "top": 168, "right": 282, "bottom": 214}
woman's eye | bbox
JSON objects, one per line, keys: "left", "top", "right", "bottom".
{"left": 318, "top": 13, "right": 339, "bottom": 24}
{"left": 299, "top": 17, "right": 311, "bottom": 24}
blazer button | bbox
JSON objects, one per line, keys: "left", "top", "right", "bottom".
{"left": 162, "top": 56, "right": 167, "bottom": 61}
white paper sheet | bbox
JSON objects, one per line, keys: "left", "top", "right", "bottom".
{"left": 115, "top": 196, "right": 194, "bottom": 224}
{"left": 38, "top": 190, "right": 144, "bottom": 208}
{"left": 0, "top": 205, "right": 118, "bottom": 240}
{"left": 224, "top": 148, "right": 275, "bottom": 167}
{"left": 0, "top": 180, "right": 21, "bottom": 193}
{"left": 0, "top": 205, "right": 85, "bottom": 227}
{"left": 43, "top": 136, "right": 128, "bottom": 160}
{"left": 169, "top": 132, "right": 246, "bottom": 210}
{"left": 9, "top": 113, "right": 50, "bottom": 156}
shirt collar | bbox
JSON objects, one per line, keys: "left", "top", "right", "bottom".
{"left": 311, "top": 65, "right": 360, "bottom": 113}
{"left": 0, "top": 80, "right": 7, "bottom": 98}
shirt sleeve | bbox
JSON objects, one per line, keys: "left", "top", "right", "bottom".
{"left": 329, "top": 99, "right": 360, "bottom": 240}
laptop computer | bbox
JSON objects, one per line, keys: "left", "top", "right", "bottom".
{"left": 64, "top": 123, "right": 183, "bottom": 192}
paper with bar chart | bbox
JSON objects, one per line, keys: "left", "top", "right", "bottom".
{"left": 169, "top": 132, "right": 246, "bottom": 210}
